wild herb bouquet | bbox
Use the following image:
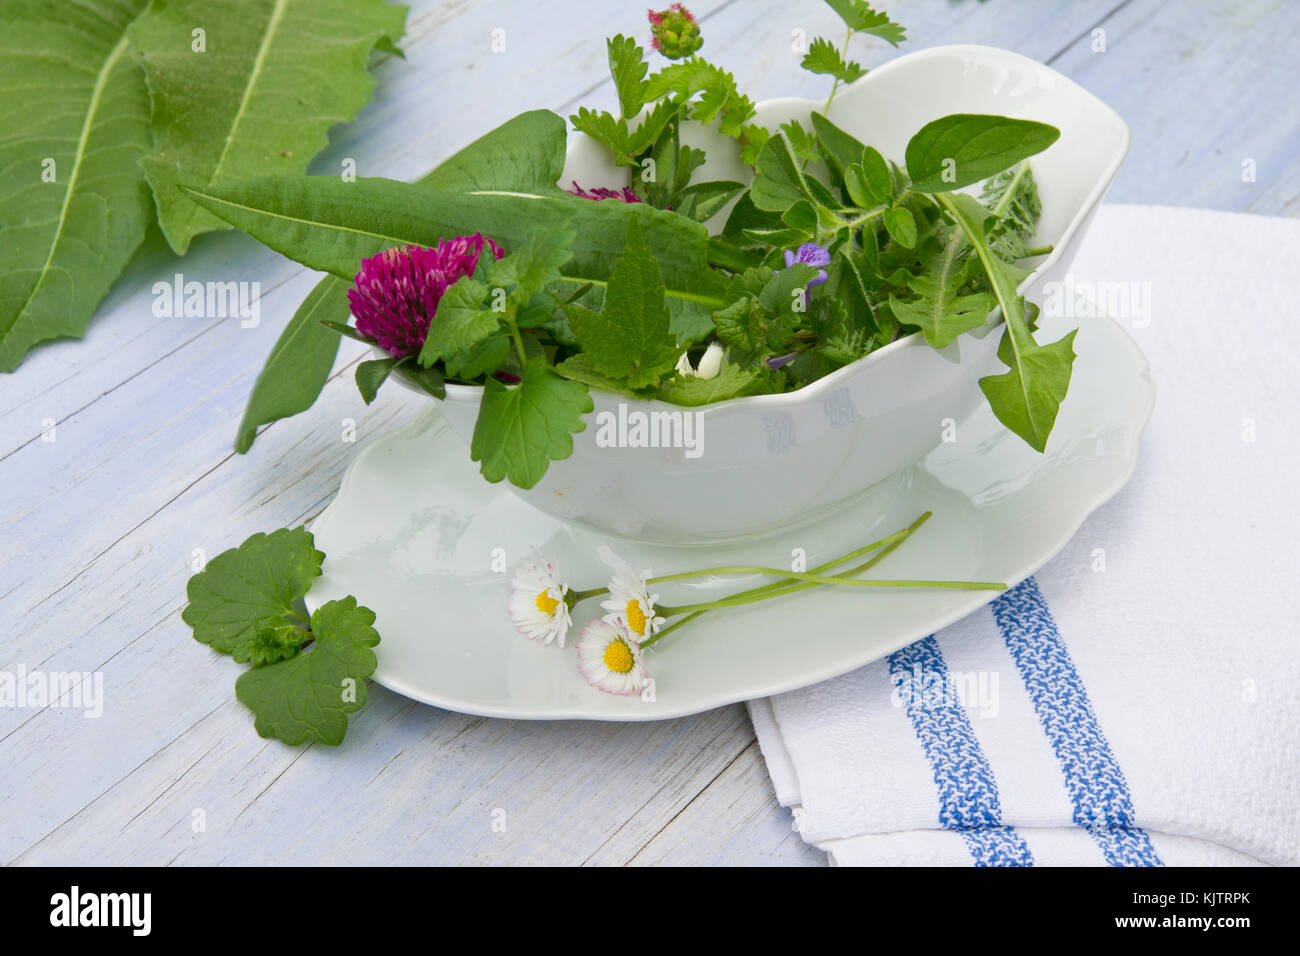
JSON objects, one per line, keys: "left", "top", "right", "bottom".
{"left": 208, "top": 0, "right": 1073, "bottom": 490}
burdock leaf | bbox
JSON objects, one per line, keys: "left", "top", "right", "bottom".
{"left": 129, "top": 0, "right": 408, "bottom": 253}
{"left": 0, "top": 0, "right": 153, "bottom": 373}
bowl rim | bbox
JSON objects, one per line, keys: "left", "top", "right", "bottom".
{"left": 395, "top": 42, "right": 1131, "bottom": 412}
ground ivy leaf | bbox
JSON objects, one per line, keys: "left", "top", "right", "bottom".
{"left": 470, "top": 363, "right": 592, "bottom": 489}
{"left": 654, "top": 362, "right": 774, "bottom": 405}
{"left": 566, "top": 218, "right": 680, "bottom": 388}
{"left": 129, "top": 0, "right": 408, "bottom": 253}
{"left": 0, "top": 0, "right": 153, "bottom": 373}
{"left": 234, "top": 596, "right": 380, "bottom": 746}
{"left": 235, "top": 275, "right": 346, "bottom": 451}
{"left": 232, "top": 619, "right": 311, "bottom": 666}
{"left": 182, "top": 527, "right": 324, "bottom": 655}
{"left": 419, "top": 277, "right": 495, "bottom": 366}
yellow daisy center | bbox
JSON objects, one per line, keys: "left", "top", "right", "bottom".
{"left": 625, "top": 599, "right": 647, "bottom": 636}
{"left": 535, "top": 590, "right": 560, "bottom": 616}
{"left": 603, "top": 639, "right": 635, "bottom": 673}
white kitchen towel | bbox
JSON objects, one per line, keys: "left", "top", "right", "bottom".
{"left": 749, "top": 205, "right": 1300, "bottom": 867}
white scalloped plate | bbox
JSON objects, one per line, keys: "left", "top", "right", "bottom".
{"left": 305, "top": 304, "right": 1154, "bottom": 720}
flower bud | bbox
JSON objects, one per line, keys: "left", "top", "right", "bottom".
{"left": 648, "top": 4, "right": 702, "bottom": 59}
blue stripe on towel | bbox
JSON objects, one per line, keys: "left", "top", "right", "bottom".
{"left": 889, "top": 637, "right": 1034, "bottom": 867}
{"left": 990, "top": 577, "right": 1164, "bottom": 867}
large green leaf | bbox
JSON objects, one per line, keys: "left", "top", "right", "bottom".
{"left": 0, "top": 0, "right": 153, "bottom": 372}
{"left": 129, "top": 0, "right": 408, "bottom": 254}
{"left": 182, "top": 175, "right": 724, "bottom": 308}
{"left": 418, "top": 109, "right": 568, "bottom": 194}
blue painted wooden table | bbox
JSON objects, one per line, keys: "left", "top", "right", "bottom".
{"left": 2, "top": 0, "right": 1295, "bottom": 865}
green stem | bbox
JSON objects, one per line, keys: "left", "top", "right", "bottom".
{"left": 659, "top": 576, "right": 1005, "bottom": 616}
{"left": 1024, "top": 244, "right": 1053, "bottom": 257}
{"left": 640, "top": 513, "right": 931, "bottom": 649}
{"left": 821, "top": 25, "right": 854, "bottom": 116}
{"left": 567, "top": 586, "right": 608, "bottom": 605}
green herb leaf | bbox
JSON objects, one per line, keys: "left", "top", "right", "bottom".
{"left": 419, "top": 278, "right": 495, "bottom": 366}
{"left": 233, "top": 619, "right": 311, "bottom": 666}
{"left": 886, "top": 229, "right": 992, "bottom": 348}
{"left": 980, "top": 161, "right": 1043, "bottom": 260}
{"left": 470, "top": 363, "right": 593, "bottom": 489}
{"left": 420, "top": 108, "right": 568, "bottom": 194}
{"left": 0, "top": 0, "right": 153, "bottom": 373}
{"left": 801, "top": 36, "right": 865, "bottom": 85}
{"left": 235, "top": 276, "right": 346, "bottom": 451}
{"left": 565, "top": 219, "right": 680, "bottom": 389}
{"left": 823, "top": 0, "right": 907, "bottom": 45}
{"left": 939, "top": 192, "right": 1075, "bottom": 451}
{"left": 355, "top": 356, "right": 401, "bottom": 405}
{"left": 130, "top": 0, "right": 408, "bottom": 253}
{"left": 750, "top": 133, "right": 818, "bottom": 212}
{"left": 883, "top": 206, "right": 918, "bottom": 248}
{"left": 608, "top": 34, "right": 649, "bottom": 118}
{"left": 182, "top": 527, "right": 324, "bottom": 656}
{"left": 234, "top": 596, "right": 380, "bottom": 746}
{"left": 654, "top": 362, "right": 774, "bottom": 405}
{"left": 905, "top": 114, "right": 1060, "bottom": 193}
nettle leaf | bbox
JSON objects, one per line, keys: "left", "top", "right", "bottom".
{"left": 608, "top": 34, "right": 649, "bottom": 118}
{"left": 940, "top": 192, "right": 1075, "bottom": 452}
{"left": 0, "top": 0, "right": 153, "bottom": 372}
{"left": 470, "top": 363, "right": 593, "bottom": 489}
{"left": 801, "top": 37, "right": 865, "bottom": 85}
{"left": 235, "top": 276, "right": 346, "bottom": 451}
{"left": 565, "top": 218, "right": 680, "bottom": 389}
{"left": 905, "top": 114, "right": 1060, "bottom": 193}
{"left": 235, "top": 596, "right": 380, "bottom": 746}
{"left": 129, "top": 0, "right": 408, "bottom": 253}
{"left": 487, "top": 220, "right": 577, "bottom": 306}
{"left": 824, "top": 0, "right": 907, "bottom": 46}
{"left": 182, "top": 527, "right": 324, "bottom": 655}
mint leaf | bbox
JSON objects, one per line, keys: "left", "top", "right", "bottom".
{"left": 905, "top": 114, "right": 1060, "bottom": 193}
{"left": 608, "top": 34, "right": 649, "bottom": 118}
{"left": 235, "top": 277, "right": 346, "bottom": 450}
{"left": 234, "top": 596, "right": 380, "bottom": 746}
{"left": 0, "top": 0, "right": 153, "bottom": 372}
{"left": 182, "top": 527, "right": 324, "bottom": 655}
{"left": 130, "top": 0, "right": 408, "bottom": 253}
{"left": 471, "top": 363, "right": 593, "bottom": 488}
{"left": 801, "top": 37, "right": 865, "bottom": 85}
{"left": 824, "top": 0, "right": 907, "bottom": 45}
{"left": 565, "top": 218, "right": 680, "bottom": 388}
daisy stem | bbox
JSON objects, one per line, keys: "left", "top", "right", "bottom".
{"left": 657, "top": 576, "right": 1005, "bottom": 617}
{"left": 567, "top": 586, "right": 608, "bottom": 605}
{"left": 641, "top": 515, "right": 932, "bottom": 649}
{"left": 644, "top": 514, "right": 928, "bottom": 589}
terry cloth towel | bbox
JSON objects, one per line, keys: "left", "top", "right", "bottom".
{"left": 748, "top": 205, "right": 1300, "bottom": 867}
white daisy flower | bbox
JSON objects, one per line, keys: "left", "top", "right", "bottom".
{"left": 597, "top": 546, "right": 666, "bottom": 640}
{"left": 508, "top": 554, "right": 572, "bottom": 647}
{"left": 576, "top": 618, "right": 648, "bottom": 696}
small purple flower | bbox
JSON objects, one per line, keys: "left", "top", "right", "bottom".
{"left": 783, "top": 241, "right": 830, "bottom": 309}
{"left": 567, "top": 181, "right": 644, "bottom": 203}
{"left": 767, "top": 352, "right": 797, "bottom": 370}
{"left": 348, "top": 235, "right": 503, "bottom": 359}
